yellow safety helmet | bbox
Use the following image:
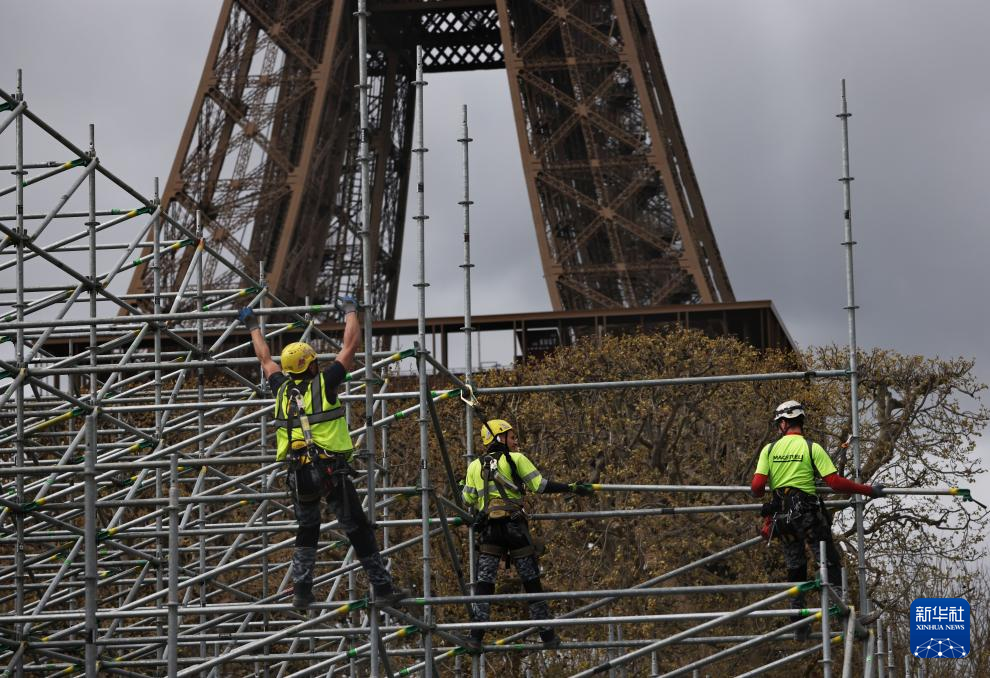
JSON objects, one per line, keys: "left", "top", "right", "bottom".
{"left": 480, "top": 419, "right": 513, "bottom": 447}
{"left": 280, "top": 342, "right": 317, "bottom": 374}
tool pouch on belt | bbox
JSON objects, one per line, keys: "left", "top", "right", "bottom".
{"left": 484, "top": 496, "right": 526, "bottom": 522}
{"left": 771, "top": 488, "right": 820, "bottom": 541}
{"left": 288, "top": 446, "right": 329, "bottom": 503}
{"left": 757, "top": 493, "right": 781, "bottom": 541}
{"left": 283, "top": 384, "right": 354, "bottom": 503}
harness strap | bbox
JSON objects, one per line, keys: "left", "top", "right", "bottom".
{"left": 509, "top": 544, "right": 536, "bottom": 559}
{"left": 479, "top": 543, "right": 507, "bottom": 557}
{"left": 480, "top": 453, "right": 524, "bottom": 516}
{"left": 501, "top": 448, "right": 526, "bottom": 495}
{"left": 275, "top": 374, "right": 343, "bottom": 430}
{"left": 273, "top": 407, "right": 343, "bottom": 429}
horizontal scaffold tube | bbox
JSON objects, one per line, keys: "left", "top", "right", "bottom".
{"left": 570, "top": 584, "right": 819, "bottom": 677}
{"left": 0, "top": 603, "right": 816, "bottom": 626}
{"left": 0, "top": 303, "right": 359, "bottom": 330}
{"left": 12, "top": 632, "right": 779, "bottom": 651}
{"left": 732, "top": 641, "right": 839, "bottom": 678}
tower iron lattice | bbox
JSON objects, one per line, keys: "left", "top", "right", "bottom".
{"left": 127, "top": 0, "right": 734, "bottom": 316}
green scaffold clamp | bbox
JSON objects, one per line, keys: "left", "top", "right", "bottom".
{"left": 950, "top": 487, "right": 988, "bottom": 509}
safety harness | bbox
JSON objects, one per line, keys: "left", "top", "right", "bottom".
{"left": 281, "top": 380, "right": 344, "bottom": 503}
{"left": 479, "top": 446, "right": 527, "bottom": 519}
{"left": 273, "top": 375, "right": 345, "bottom": 430}
{"left": 475, "top": 446, "right": 545, "bottom": 561}
{"left": 764, "top": 437, "right": 831, "bottom": 541}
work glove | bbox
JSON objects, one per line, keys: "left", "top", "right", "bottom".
{"left": 869, "top": 483, "right": 885, "bottom": 498}
{"left": 237, "top": 306, "right": 259, "bottom": 332}
{"left": 569, "top": 482, "right": 594, "bottom": 497}
{"left": 336, "top": 295, "right": 360, "bottom": 318}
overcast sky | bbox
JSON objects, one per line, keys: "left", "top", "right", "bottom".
{"left": 1, "top": 1, "right": 988, "bottom": 497}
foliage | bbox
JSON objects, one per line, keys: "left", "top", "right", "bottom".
{"left": 380, "top": 328, "right": 988, "bottom": 676}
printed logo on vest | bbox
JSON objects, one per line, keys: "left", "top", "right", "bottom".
{"left": 910, "top": 598, "right": 969, "bottom": 658}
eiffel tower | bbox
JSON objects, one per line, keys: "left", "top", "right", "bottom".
{"left": 128, "top": 0, "right": 734, "bottom": 317}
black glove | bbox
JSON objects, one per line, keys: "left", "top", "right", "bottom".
{"left": 569, "top": 482, "right": 594, "bottom": 497}
{"left": 238, "top": 307, "right": 259, "bottom": 331}
{"left": 869, "top": 483, "right": 885, "bottom": 498}
{"left": 543, "top": 480, "right": 571, "bottom": 494}
{"left": 337, "top": 295, "right": 359, "bottom": 318}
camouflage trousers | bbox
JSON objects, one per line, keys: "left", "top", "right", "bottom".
{"left": 472, "top": 518, "right": 551, "bottom": 632}
{"left": 289, "top": 465, "right": 394, "bottom": 593}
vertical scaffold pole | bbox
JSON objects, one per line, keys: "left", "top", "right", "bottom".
{"left": 258, "top": 262, "right": 271, "bottom": 678}
{"left": 887, "top": 625, "right": 895, "bottom": 675}
{"left": 838, "top": 79, "right": 869, "bottom": 616}
{"left": 843, "top": 608, "right": 857, "bottom": 677}
{"left": 151, "top": 177, "right": 165, "bottom": 663}
{"left": 863, "top": 627, "right": 876, "bottom": 678}
{"left": 459, "top": 103, "right": 480, "bottom": 678}
{"left": 195, "top": 213, "right": 207, "bottom": 662}
{"left": 356, "top": 0, "right": 381, "bottom": 672}
{"left": 13, "top": 68, "right": 26, "bottom": 678}
{"left": 167, "top": 220, "right": 181, "bottom": 677}
{"left": 820, "top": 541, "right": 832, "bottom": 678}
{"left": 84, "top": 122, "right": 99, "bottom": 678}
{"left": 413, "top": 43, "right": 435, "bottom": 678}
{"left": 877, "top": 618, "right": 886, "bottom": 678}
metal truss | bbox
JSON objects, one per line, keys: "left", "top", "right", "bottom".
{"left": 126, "top": 0, "right": 734, "bottom": 316}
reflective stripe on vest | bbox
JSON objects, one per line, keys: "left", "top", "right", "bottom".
{"left": 273, "top": 375, "right": 344, "bottom": 428}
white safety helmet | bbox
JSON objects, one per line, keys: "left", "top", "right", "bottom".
{"left": 773, "top": 400, "right": 805, "bottom": 422}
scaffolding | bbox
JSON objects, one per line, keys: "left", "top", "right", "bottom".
{"left": 0, "top": 37, "right": 978, "bottom": 678}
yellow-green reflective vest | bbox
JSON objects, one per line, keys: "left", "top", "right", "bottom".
{"left": 273, "top": 373, "right": 352, "bottom": 461}
{"left": 461, "top": 451, "right": 546, "bottom": 513}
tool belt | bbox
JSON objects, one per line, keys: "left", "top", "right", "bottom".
{"left": 478, "top": 538, "right": 545, "bottom": 560}
{"left": 286, "top": 441, "right": 352, "bottom": 503}
{"left": 482, "top": 496, "right": 526, "bottom": 522}
{"left": 475, "top": 514, "right": 547, "bottom": 566}
{"left": 763, "top": 487, "right": 829, "bottom": 541}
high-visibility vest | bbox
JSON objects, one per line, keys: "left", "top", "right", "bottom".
{"left": 273, "top": 374, "right": 351, "bottom": 461}
{"left": 461, "top": 451, "right": 546, "bottom": 513}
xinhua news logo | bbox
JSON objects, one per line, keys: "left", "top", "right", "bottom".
{"left": 910, "top": 598, "right": 970, "bottom": 659}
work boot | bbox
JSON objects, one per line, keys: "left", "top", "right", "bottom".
{"left": 373, "top": 581, "right": 413, "bottom": 608}
{"left": 539, "top": 628, "right": 561, "bottom": 650}
{"left": 463, "top": 629, "right": 485, "bottom": 654}
{"left": 292, "top": 581, "right": 315, "bottom": 609}
{"left": 360, "top": 553, "right": 411, "bottom": 608}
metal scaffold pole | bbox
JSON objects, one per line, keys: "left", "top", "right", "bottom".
{"left": 83, "top": 123, "right": 99, "bottom": 678}
{"left": 12, "top": 68, "right": 26, "bottom": 678}
{"left": 412, "top": 43, "right": 435, "bottom": 678}
{"left": 459, "top": 102, "right": 481, "bottom": 678}
{"left": 838, "top": 79, "right": 870, "bottom": 619}
{"left": 821, "top": 540, "right": 833, "bottom": 678}
{"left": 151, "top": 176, "right": 165, "bottom": 666}
{"left": 355, "top": 0, "right": 383, "bottom": 673}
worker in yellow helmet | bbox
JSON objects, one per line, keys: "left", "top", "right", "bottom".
{"left": 239, "top": 298, "right": 408, "bottom": 609}
{"left": 462, "top": 418, "right": 593, "bottom": 651}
